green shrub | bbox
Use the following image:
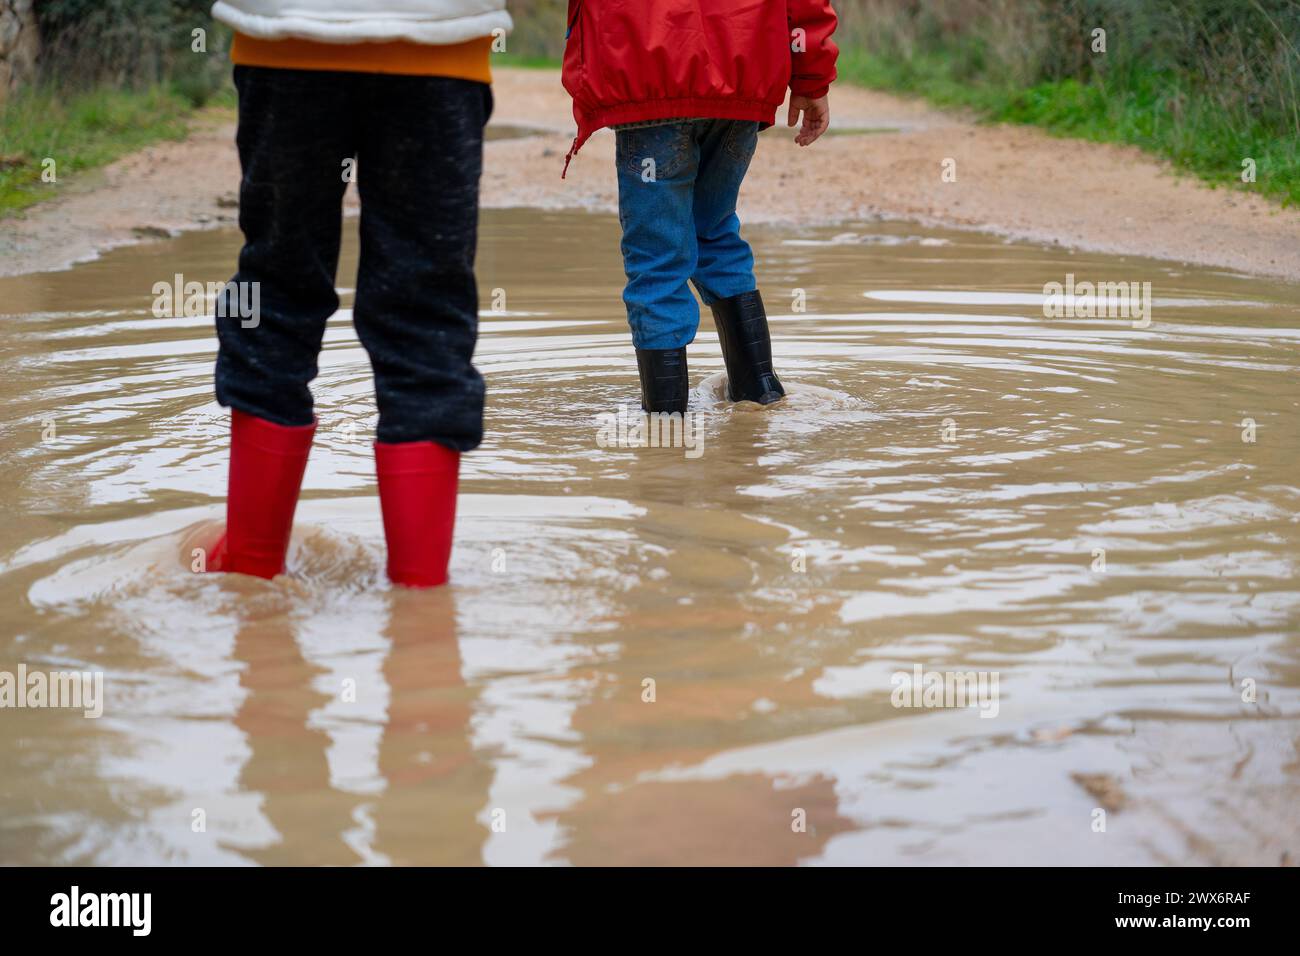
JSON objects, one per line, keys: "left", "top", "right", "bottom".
{"left": 834, "top": 0, "right": 1299, "bottom": 203}
{"left": 34, "top": 0, "right": 230, "bottom": 103}
{"left": 502, "top": 0, "right": 567, "bottom": 61}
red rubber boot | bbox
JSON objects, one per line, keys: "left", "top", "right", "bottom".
{"left": 207, "top": 409, "right": 316, "bottom": 579}
{"left": 374, "top": 441, "right": 461, "bottom": 588}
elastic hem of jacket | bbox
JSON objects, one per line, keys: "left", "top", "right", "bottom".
{"left": 562, "top": 96, "right": 779, "bottom": 177}
{"left": 792, "top": 82, "right": 832, "bottom": 99}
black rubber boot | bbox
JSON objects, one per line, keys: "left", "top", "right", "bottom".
{"left": 635, "top": 347, "right": 689, "bottom": 414}
{"left": 710, "top": 290, "right": 785, "bottom": 404}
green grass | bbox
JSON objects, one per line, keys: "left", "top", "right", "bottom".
{"left": 839, "top": 50, "right": 1300, "bottom": 205}
{"left": 0, "top": 85, "right": 227, "bottom": 216}
{"left": 492, "top": 52, "right": 561, "bottom": 69}
{"left": 5, "top": 38, "right": 1292, "bottom": 217}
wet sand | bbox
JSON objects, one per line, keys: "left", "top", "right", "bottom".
{"left": 1, "top": 210, "right": 1297, "bottom": 865}
{"left": 2, "top": 67, "right": 1298, "bottom": 281}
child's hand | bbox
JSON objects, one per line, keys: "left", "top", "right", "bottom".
{"left": 787, "top": 95, "right": 830, "bottom": 146}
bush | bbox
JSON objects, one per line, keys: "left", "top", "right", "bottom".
{"left": 834, "top": 0, "right": 1299, "bottom": 202}
{"left": 34, "top": 0, "right": 230, "bottom": 105}
{"left": 835, "top": 0, "right": 1298, "bottom": 143}
{"left": 501, "top": 0, "right": 567, "bottom": 61}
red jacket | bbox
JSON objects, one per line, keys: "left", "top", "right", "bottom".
{"left": 561, "top": 0, "right": 839, "bottom": 174}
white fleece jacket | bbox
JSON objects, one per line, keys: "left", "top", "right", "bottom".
{"left": 210, "top": 0, "right": 512, "bottom": 45}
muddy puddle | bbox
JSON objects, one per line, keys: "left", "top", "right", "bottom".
{"left": 1, "top": 209, "right": 1298, "bottom": 865}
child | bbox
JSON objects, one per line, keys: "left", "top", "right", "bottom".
{"left": 561, "top": 1, "right": 839, "bottom": 412}
{"left": 204, "top": 0, "right": 512, "bottom": 586}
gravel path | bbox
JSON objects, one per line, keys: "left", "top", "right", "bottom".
{"left": 3, "top": 67, "right": 1297, "bottom": 281}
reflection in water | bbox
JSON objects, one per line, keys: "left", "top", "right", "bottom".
{"left": 0, "top": 210, "right": 1298, "bottom": 865}
{"left": 230, "top": 596, "right": 363, "bottom": 866}
{"left": 374, "top": 589, "right": 487, "bottom": 866}
{"left": 553, "top": 774, "right": 853, "bottom": 867}
{"left": 221, "top": 587, "right": 486, "bottom": 865}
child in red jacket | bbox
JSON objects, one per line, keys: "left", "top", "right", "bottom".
{"left": 562, "top": 1, "right": 839, "bottom": 411}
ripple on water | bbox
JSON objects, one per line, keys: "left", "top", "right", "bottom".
{"left": 2, "top": 209, "right": 1299, "bottom": 865}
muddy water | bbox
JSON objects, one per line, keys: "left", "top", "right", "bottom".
{"left": 1, "top": 209, "right": 1298, "bottom": 866}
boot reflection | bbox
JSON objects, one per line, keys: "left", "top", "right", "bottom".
{"left": 231, "top": 600, "right": 364, "bottom": 866}
{"left": 548, "top": 387, "right": 857, "bottom": 864}
{"left": 373, "top": 586, "right": 491, "bottom": 865}
{"left": 553, "top": 773, "right": 851, "bottom": 866}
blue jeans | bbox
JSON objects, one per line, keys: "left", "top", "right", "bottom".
{"left": 615, "top": 119, "right": 760, "bottom": 350}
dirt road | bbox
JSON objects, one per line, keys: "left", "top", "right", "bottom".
{"left": 2, "top": 67, "right": 1297, "bottom": 280}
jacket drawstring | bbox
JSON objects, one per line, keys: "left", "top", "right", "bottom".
{"left": 562, "top": 134, "right": 580, "bottom": 179}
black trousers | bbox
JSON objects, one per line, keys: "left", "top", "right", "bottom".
{"left": 215, "top": 66, "right": 491, "bottom": 449}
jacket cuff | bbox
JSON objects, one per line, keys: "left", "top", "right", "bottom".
{"left": 791, "top": 82, "right": 831, "bottom": 99}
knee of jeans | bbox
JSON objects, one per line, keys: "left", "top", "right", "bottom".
{"left": 693, "top": 241, "right": 754, "bottom": 297}
{"left": 691, "top": 279, "right": 719, "bottom": 306}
